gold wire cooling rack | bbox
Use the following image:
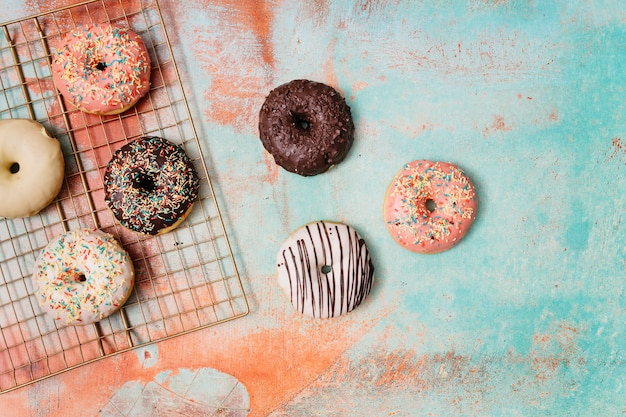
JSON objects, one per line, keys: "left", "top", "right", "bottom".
{"left": 0, "top": 0, "right": 249, "bottom": 394}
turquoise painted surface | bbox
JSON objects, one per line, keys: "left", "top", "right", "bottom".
{"left": 0, "top": 0, "right": 624, "bottom": 415}
{"left": 175, "top": 1, "right": 625, "bottom": 415}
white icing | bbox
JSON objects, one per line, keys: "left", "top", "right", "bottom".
{"left": 0, "top": 119, "right": 65, "bottom": 218}
{"left": 276, "top": 221, "right": 374, "bottom": 318}
{"left": 32, "top": 229, "right": 134, "bottom": 325}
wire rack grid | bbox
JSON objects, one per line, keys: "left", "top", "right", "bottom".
{"left": 0, "top": 0, "right": 249, "bottom": 394}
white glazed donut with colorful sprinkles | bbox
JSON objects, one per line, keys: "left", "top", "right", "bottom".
{"left": 384, "top": 160, "right": 477, "bottom": 254}
{"left": 32, "top": 229, "right": 134, "bottom": 325}
{"left": 52, "top": 23, "right": 151, "bottom": 115}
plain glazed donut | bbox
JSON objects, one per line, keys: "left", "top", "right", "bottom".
{"left": 384, "top": 160, "right": 477, "bottom": 254}
{"left": 276, "top": 221, "right": 374, "bottom": 318}
{"left": 0, "top": 119, "right": 65, "bottom": 218}
{"left": 32, "top": 229, "right": 134, "bottom": 325}
{"left": 104, "top": 136, "right": 199, "bottom": 235}
{"left": 258, "top": 79, "right": 355, "bottom": 176}
{"left": 52, "top": 23, "right": 151, "bottom": 115}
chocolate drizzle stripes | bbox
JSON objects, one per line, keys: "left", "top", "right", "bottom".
{"left": 300, "top": 238, "right": 317, "bottom": 317}
{"left": 334, "top": 224, "right": 346, "bottom": 316}
{"left": 357, "top": 239, "right": 374, "bottom": 307}
{"left": 311, "top": 222, "right": 332, "bottom": 316}
{"left": 277, "top": 221, "right": 374, "bottom": 318}
{"left": 306, "top": 224, "right": 321, "bottom": 317}
{"left": 283, "top": 246, "right": 297, "bottom": 307}
{"left": 323, "top": 225, "right": 337, "bottom": 316}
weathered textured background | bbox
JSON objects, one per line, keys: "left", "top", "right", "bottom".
{"left": 1, "top": 0, "right": 624, "bottom": 416}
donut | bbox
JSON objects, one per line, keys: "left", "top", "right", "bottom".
{"left": 384, "top": 160, "right": 477, "bottom": 254}
{"left": 276, "top": 221, "right": 374, "bottom": 318}
{"left": 52, "top": 23, "right": 151, "bottom": 115}
{"left": 0, "top": 119, "right": 65, "bottom": 218}
{"left": 32, "top": 229, "right": 134, "bottom": 325}
{"left": 258, "top": 79, "right": 355, "bottom": 176}
{"left": 104, "top": 136, "right": 199, "bottom": 235}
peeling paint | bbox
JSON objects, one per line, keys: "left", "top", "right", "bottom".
{"left": 99, "top": 367, "right": 249, "bottom": 417}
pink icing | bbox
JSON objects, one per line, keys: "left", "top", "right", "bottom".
{"left": 51, "top": 23, "right": 151, "bottom": 115}
{"left": 384, "top": 160, "right": 478, "bottom": 254}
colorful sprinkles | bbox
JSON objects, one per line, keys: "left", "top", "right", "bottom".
{"left": 103, "top": 137, "right": 200, "bottom": 235}
{"left": 32, "top": 229, "right": 134, "bottom": 325}
{"left": 51, "top": 23, "right": 151, "bottom": 114}
{"left": 384, "top": 160, "right": 478, "bottom": 254}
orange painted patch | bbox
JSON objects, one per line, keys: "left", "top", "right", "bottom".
{"left": 491, "top": 115, "right": 512, "bottom": 131}
{"left": 4, "top": 297, "right": 390, "bottom": 416}
{"left": 7, "top": 299, "right": 377, "bottom": 416}
{"left": 24, "top": 77, "right": 55, "bottom": 97}
{"left": 351, "top": 80, "right": 369, "bottom": 99}
{"left": 548, "top": 109, "right": 559, "bottom": 122}
{"left": 530, "top": 322, "right": 582, "bottom": 382}
{"left": 322, "top": 39, "right": 339, "bottom": 89}
{"left": 390, "top": 118, "right": 434, "bottom": 138}
{"left": 482, "top": 114, "right": 513, "bottom": 136}
{"left": 262, "top": 151, "right": 280, "bottom": 184}
{"left": 148, "top": 310, "right": 386, "bottom": 416}
{"left": 610, "top": 137, "right": 623, "bottom": 156}
{"left": 284, "top": 346, "right": 494, "bottom": 415}
{"left": 607, "top": 137, "right": 625, "bottom": 164}
{"left": 166, "top": 0, "right": 281, "bottom": 133}
{"left": 223, "top": 0, "right": 276, "bottom": 68}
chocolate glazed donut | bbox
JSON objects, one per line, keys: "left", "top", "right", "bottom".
{"left": 104, "top": 136, "right": 199, "bottom": 235}
{"left": 258, "top": 79, "right": 355, "bottom": 176}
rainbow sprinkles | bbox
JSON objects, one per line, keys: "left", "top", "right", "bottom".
{"left": 384, "top": 160, "right": 478, "bottom": 254}
{"left": 32, "top": 229, "right": 135, "bottom": 325}
{"left": 51, "top": 23, "right": 151, "bottom": 115}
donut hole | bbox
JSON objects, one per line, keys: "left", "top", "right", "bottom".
{"left": 134, "top": 174, "right": 156, "bottom": 192}
{"left": 291, "top": 112, "right": 311, "bottom": 131}
{"left": 321, "top": 265, "right": 332, "bottom": 274}
{"left": 9, "top": 162, "right": 20, "bottom": 174}
{"left": 425, "top": 198, "right": 436, "bottom": 213}
{"left": 95, "top": 62, "right": 107, "bottom": 71}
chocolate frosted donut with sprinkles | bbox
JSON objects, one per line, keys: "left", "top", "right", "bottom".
{"left": 104, "top": 136, "right": 199, "bottom": 235}
{"left": 384, "top": 160, "right": 477, "bottom": 254}
{"left": 52, "top": 23, "right": 151, "bottom": 115}
{"left": 32, "top": 229, "right": 134, "bottom": 325}
{"left": 276, "top": 221, "right": 374, "bottom": 318}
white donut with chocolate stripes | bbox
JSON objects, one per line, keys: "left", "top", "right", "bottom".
{"left": 276, "top": 221, "right": 374, "bottom": 318}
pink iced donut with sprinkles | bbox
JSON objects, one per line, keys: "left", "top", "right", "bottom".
{"left": 52, "top": 23, "right": 151, "bottom": 115}
{"left": 384, "top": 160, "right": 477, "bottom": 254}
{"left": 32, "top": 229, "right": 134, "bottom": 325}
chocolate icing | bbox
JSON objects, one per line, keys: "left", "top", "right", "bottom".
{"left": 104, "top": 136, "right": 199, "bottom": 235}
{"left": 258, "top": 79, "right": 355, "bottom": 176}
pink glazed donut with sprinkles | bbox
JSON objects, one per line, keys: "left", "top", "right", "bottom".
{"left": 52, "top": 23, "right": 151, "bottom": 115}
{"left": 384, "top": 160, "right": 477, "bottom": 254}
{"left": 32, "top": 229, "right": 134, "bottom": 325}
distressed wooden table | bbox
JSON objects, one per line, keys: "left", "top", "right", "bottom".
{"left": 0, "top": 0, "right": 624, "bottom": 416}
